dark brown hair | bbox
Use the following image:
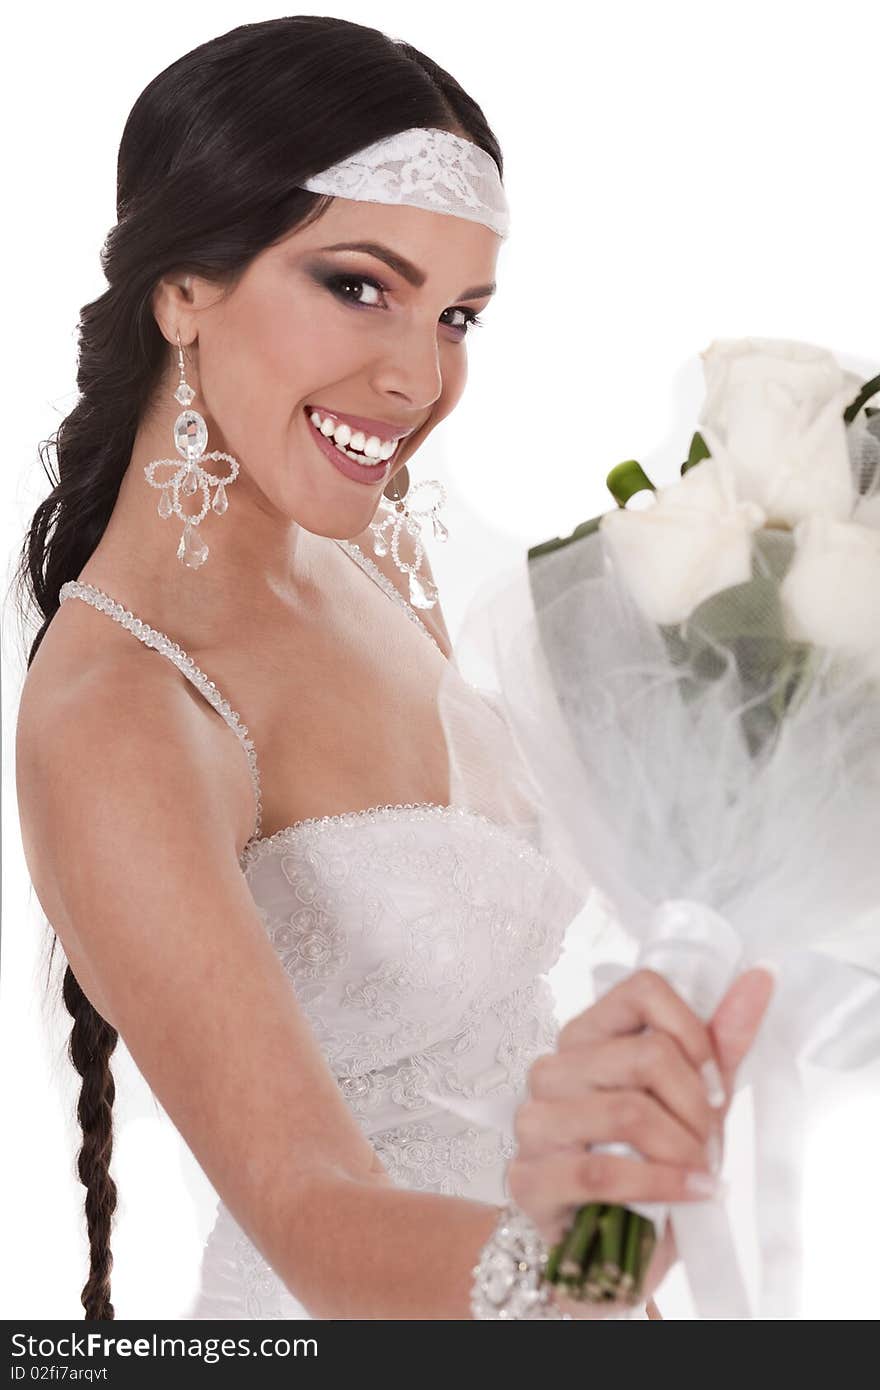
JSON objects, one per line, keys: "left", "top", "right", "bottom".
{"left": 12, "top": 14, "right": 503, "bottom": 1319}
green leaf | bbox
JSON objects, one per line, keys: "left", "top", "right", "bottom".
{"left": 662, "top": 566, "right": 815, "bottom": 758}
{"left": 607, "top": 459, "right": 656, "bottom": 507}
{"left": 682, "top": 429, "right": 711, "bottom": 475}
{"left": 843, "top": 372, "right": 880, "bottom": 425}
{"left": 527, "top": 510, "right": 606, "bottom": 561}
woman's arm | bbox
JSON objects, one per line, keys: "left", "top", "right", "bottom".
{"left": 17, "top": 669, "right": 524, "bottom": 1318}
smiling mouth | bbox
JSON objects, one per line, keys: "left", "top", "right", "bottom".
{"left": 304, "top": 407, "right": 409, "bottom": 464}
{"left": 304, "top": 408, "right": 396, "bottom": 486}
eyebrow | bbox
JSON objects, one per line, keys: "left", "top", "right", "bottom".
{"left": 319, "top": 240, "right": 496, "bottom": 300}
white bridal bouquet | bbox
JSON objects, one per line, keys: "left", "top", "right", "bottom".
{"left": 432, "top": 338, "right": 880, "bottom": 1319}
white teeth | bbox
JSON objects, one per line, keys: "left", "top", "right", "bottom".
{"left": 334, "top": 443, "right": 386, "bottom": 465}
{"left": 308, "top": 409, "right": 399, "bottom": 464}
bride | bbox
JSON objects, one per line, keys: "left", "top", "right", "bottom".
{"left": 13, "top": 15, "right": 773, "bottom": 1321}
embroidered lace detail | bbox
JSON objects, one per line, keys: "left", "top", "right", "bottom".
{"left": 241, "top": 809, "right": 575, "bottom": 1084}
{"left": 330, "top": 978, "right": 561, "bottom": 1129}
{"left": 59, "top": 580, "right": 263, "bottom": 839}
{"left": 300, "top": 127, "right": 510, "bottom": 239}
{"left": 334, "top": 539, "right": 442, "bottom": 655}
{"left": 231, "top": 1220, "right": 287, "bottom": 1320}
{"left": 239, "top": 801, "right": 552, "bottom": 874}
{"left": 370, "top": 1121, "right": 518, "bottom": 1194}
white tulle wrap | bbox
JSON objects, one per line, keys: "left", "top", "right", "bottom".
{"left": 430, "top": 502, "right": 880, "bottom": 1319}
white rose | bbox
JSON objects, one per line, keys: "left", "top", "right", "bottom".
{"left": 599, "top": 454, "right": 765, "bottom": 625}
{"left": 697, "top": 337, "right": 863, "bottom": 527}
{"left": 779, "top": 515, "right": 880, "bottom": 678}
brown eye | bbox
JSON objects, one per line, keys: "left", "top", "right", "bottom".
{"left": 323, "top": 273, "right": 387, "bottom": 308}
{"left": 442, "top": 307, "right": 485, "bottom": 335}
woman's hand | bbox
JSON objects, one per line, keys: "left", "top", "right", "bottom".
{"left": 506, "top": 965, "right": 776, "bottom": 1317}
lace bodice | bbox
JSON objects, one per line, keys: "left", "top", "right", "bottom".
{"left": 59, "top": 540, "right": 585, "bottom": 1320}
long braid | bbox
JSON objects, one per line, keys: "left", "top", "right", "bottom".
{"left": 62, "top": 966, "right": 119, "bottom": 1319}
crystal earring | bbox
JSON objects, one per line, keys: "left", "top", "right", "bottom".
{"left": 143, "top": 331, "right": 240, "bottom": 569}
{"left": 368, "top": 464, "right": 448, "bottom": 609}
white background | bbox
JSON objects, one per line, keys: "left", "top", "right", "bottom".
{"left": 2, "top": 0, "right": 879, "bottom": 1321}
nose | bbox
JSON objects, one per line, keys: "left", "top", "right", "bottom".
{"left": 372, "top": 324, "right": 444, "bottom": 417}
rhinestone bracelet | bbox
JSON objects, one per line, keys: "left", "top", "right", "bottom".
{"left": 470, "top": 1203, "right": 573, "bottom": 1320}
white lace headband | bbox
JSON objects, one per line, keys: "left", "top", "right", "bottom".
{"left": 297, "top": 126, "right": 510, "bottom": 240}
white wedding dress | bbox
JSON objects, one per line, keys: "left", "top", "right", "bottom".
{"left": 60, "top": 539, "right": 585, "bottom": 1320}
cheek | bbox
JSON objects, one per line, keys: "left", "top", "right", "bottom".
{"left": 257, "top": 303, "right": 378, "bottom": 411}
{"left": 395, "top": 361, "right": 467, "bottom": 471}
{"left": 199, "top": 292, "right": 292, "bottom": 410}
{"left": 433, "top": 351, "right": 468, "bottom": 424}
{"left": 207, "top": 281, "right": 313, "bottom": 399}
{"left": 247, "top": 297, "right": 311, "bottom": 394}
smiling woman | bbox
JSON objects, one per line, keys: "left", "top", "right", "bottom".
{"left": 12, "top": 11, "right": 737, "bottom": 1327}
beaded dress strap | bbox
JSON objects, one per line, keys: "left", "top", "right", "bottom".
{"left": 58, "top": 581, "right": 263, "bottom": 841}
{"left": 333, "top": 539, "right": 442, "bottom": 656}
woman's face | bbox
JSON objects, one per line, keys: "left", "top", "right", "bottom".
{"left": 171, "top": 197, "right": 500, "bottom": 541}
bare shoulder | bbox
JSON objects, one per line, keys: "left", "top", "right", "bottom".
{"left": 17, "top": 605, "right": 257, "bottom": 864}
{"left": 16, "top": 641, "right": 253, "bottom": 1017}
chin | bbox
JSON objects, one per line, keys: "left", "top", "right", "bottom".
{"left": 291, "top": 498, "right": 381, "bottom": 543}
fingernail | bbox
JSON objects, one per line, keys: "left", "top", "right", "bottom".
{"left": 751, "top": 957, "right": 780, "bottom": 983}
{"left": 685, "top": 1171, "right": 723, "bottom": 1198}
{"left": 701, "top": 1058, "right": 726, "bottom": 1108}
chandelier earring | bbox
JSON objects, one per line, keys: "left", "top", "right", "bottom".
{"left": 143, "top": 330, "right": 240, "bottom": 569}
{"left": 368, "top": 464, "right": 448, "bottom": 609}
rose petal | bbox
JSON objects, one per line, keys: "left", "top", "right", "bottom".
{"left": 697, "top": 338, "right": 860, "bottom": 526}
{"left": 600, "top": 457, "right": 763, "bottom": 625}
{"left": 780, "top": 516, "right": 880, "bottom": 664}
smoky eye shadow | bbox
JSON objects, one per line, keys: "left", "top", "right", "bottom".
{"left": 304, "top": 259, "right": 369, "bottom": 285}
{"left": 303, "top": 261, "right": 335, "bottom": 287}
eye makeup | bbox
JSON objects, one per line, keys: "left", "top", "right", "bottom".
{"left": 304, "top": 264, "right": 486, "bottom": 336}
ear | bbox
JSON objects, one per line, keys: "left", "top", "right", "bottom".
{"left": 151, "top": 272, "right": 196, "bottom": 349}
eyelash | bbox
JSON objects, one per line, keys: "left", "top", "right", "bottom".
{"left": 322, "top": 272, "right": 485, "bottom": 336}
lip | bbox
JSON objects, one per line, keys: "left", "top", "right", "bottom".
{"left": 306, "top": 410, "right": 392, "bottom": 487}
{"left": 306, "top": 404, "right": 417, "bottom": 444}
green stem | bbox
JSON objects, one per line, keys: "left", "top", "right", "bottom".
{"left": 573, "top": 1208, "right": 658, "bottom": 1304}
{"left": 632, "top": 1218, "right": 658, "bottom": 1298}
{"left": 623, "top": 1209, "right": 643, "bottom": 1280}
{"left": 598, "top": 1204, "right": 625, "bottom": 1278}
{"left": 544, "top": 1237, "right": 564, "bottom": 1283}
{"left": 557, "top": 1203, "right": 601, "bottom": 1280}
